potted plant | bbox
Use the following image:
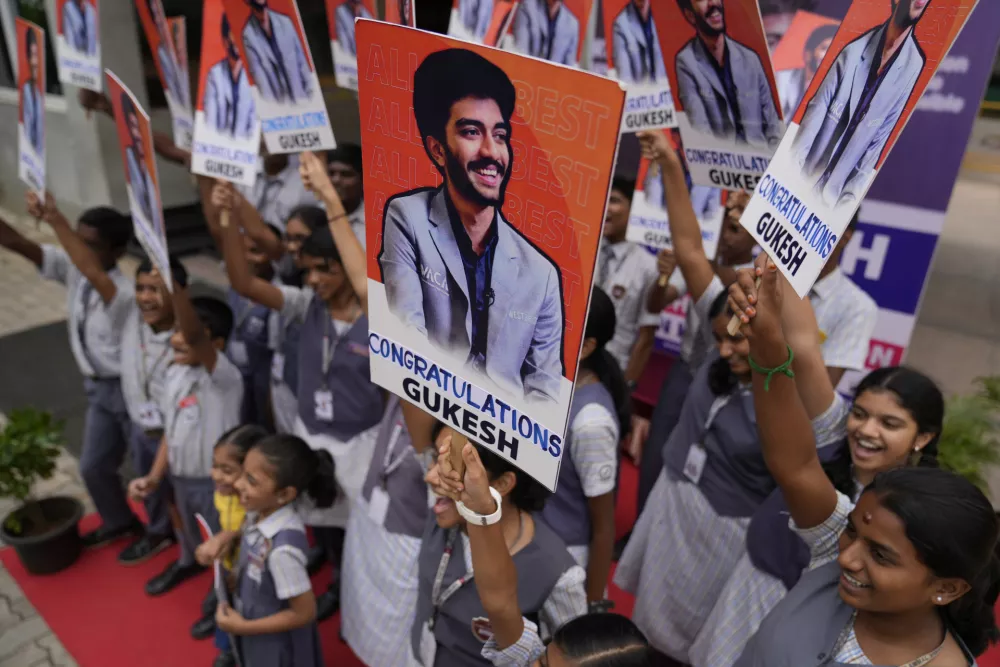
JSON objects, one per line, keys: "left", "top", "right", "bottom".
{"left": 936, "top": 375, "right": 1000, "bottom": 493}
{"left": 0, "top": 408, "right": 84, "bottom": 575}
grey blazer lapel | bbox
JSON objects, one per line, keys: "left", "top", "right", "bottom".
{"left": 428, "top": 189, "right": 471, "bottom": 303}
{"left": 692, "top": 38, "right": 728, "bottom": 103}
{"left": 486, "top": 214, "right": 523, "bottom": 366}
{"left": 848, "top": 29, "right": 881, "bottom": 121}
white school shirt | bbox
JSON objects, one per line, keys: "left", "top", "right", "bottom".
{"left": 242, "top": 504, "right": 312, "bottom": 600}
{"left": 595, "top": 241, "right": 661, "bottom": 371}
{"left": 809, "top": 268, "right": 878, "bottom": 372}
{"left": 161, "top": 355, "right": 243, "bottom": 478}
{"left": 120, "top": 307, "right": 173, "bottom": 426}
{"left": 237, "top": 156, "right": 318, "bottom": 232}
{"left": 40, "top": 246, "right": 134, "bottom": 378}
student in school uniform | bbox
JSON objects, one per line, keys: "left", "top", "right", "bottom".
{"left": 325, "top": 144, "right": 366, "bottom": 249}
{"left": 612, "top": 133, "right": 840, "bottom": 663}
{"left": 129, "top": 285, "right": 243, "bottom": 596}
{"left": 436, "top": 437, "right": 655, "bottom": 666}
{"left": 539, "top": 288, "right": 627, "bottom": 603}
{"left": 419, "top": 425, "right": 588, "bottom": 666}
{"left": 214, "top": 150, "right": 383, "bottom": 622}
{"left": 236, "top": 151, "right": 318, "bottom": 233}
{"left": 340, "top": 397, "right": 435, "bottom": 666}
{"left": 3, "top": 193, "right": 143, "bottom": 549}
{"left": 691, "top": 284, "right": 946, "bottom": 666}
{"left": 727, "top": 260, "right": 999, "bottom": 667}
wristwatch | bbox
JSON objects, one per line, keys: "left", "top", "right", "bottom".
{"left": 456, "top": 487, "right": 503, "bottom": 526}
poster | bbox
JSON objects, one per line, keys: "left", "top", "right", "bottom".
{"left": 602, "top": 0, "right": 676, "bottom": 133}
{"left": 106, "top": 70, "right": 172, "bottom": 290}
{"left": 55, "top": 0, "right": 101, "bottom": 91}
{"left": 384, "top": 0, "right": 416, "bottom": 27}
{"left": 222, "top": 0, "right": 336, "bottom": 153}
{"left": 191, "top": 0, "right": 260, "bottom": 187}
{"left": 448, "top": 0, "right": 519, "bottom": 47}
{"left": 650, "top": 0, "right": 783, "bottom": 194}
{"left": 326, "top": 0, "right": 376, "bottom": 91}
{"left": 135, "top": 0, "right": 193, "bottom": 150}
{"left": 506, "top": 0, "right": 592, "bottom": 68}
{"left": 739, "top": 0, "right": 980, "bottom": 298}
{"left": 17, "top": 19, "right": 45, "bottom": 196}
{"left": 167, "top": 17, "right": 193, "bottom": 114}
{"left": 771, "top": 11, "right": 840, "bottom": 120}
{"left": 357, "top": 21, "right": 625, "bottom": 490}
{"left": 626, "top": 128, "right": 726, "bottom": 258}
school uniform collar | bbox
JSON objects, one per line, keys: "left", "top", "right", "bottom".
{"left": 810, "top": 267, "right": 844, "bottom": 301}
{"left": 605, "top": 240, "right": 634, "bottom": 262}
{"left": 250, "top": 504, "right": 299, "bottom": 539}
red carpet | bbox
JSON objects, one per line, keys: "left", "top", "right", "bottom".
{"left": 5, "top": 464, "right": 999, "bottom": 666}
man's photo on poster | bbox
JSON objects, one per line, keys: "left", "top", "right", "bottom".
{"left": 511, "top": 0, "right": 580, "bottom": 67}
{"left": 140, "top": 0, "right": 188, "bottom": 109}
{"left": 204, "top": 14, "right": 257, "bottom": 139}
{"left": 612, "top": 0, "right": 667, "bottom": 83}
{"left": 121, "top": 93, "right": 165, "bottom": 241}
{"left": 241, "top": 0, "right": 314, "bottom": 104}
{"left": 673, "top": 0, "right": 782, "bottom": 147}
{"left": 775, "top": 18, "right": 838, "bottom": 120}
{"left": 792, "top": 0, "right": 929, "bottom": 208}
{"left": 377, "top": 48, "right": 565, "bottom": 404}
{"left": 452, "top": 0, "right": 494, "bottom": 42}
{"left": 61, "top": 0, "right": 97, "bottom": 56}
{"left": 335, "top": 0, "right": 373, "bottom": 56}
{"left": 20, "top": 27, "right": 44, "bottom": 155}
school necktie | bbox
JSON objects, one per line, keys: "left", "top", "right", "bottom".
{"left": 77, "top": 282, "right": 102, "bottom": 376}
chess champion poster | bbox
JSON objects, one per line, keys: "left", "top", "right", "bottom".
{"left": 55, "top": 0, "right": 101, "bottom": 91}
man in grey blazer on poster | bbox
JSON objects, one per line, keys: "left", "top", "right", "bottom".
{"left": 335, "top": 0, "right": 373, "bottom": 57}
{"left": 241, "top": 0, "right": 313, "bottom": 104}
{"left": 674, "top": 0, "right": 782, "bottom": 147}
{"left": 455, "top": 0, "right": 494, "bottom": 41}
{"left": 378, "top": 48, "right": 565, "bottom": 403}
{"left": 793, "top": 0, "right": 928, "bottom": 208}
{"left": 512, "top": 0, "right": 579, "bottom": 66}
{"left": 612, "top": 0, "right": 667, "bottom": 83}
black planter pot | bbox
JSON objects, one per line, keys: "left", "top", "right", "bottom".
{"left": 2, "top": 496, "right": 84, "bottom": 575}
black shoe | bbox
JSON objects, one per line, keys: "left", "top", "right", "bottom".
{"left": 81, "top": 519, "right": 143, "bottom": 549}
{"left": 201, "top": 587, "right": 218, "bottom": 617}
{"left": 191, "top": 613, "right": 216, "bottom": 640}
{"left": 306, "top": 545, "right": 326, "bottom": 576}
{"left": 117, "top": 533, "right": 175, "bottom": 566}
{"left": 145, "top": 561, "right": 205, "bottom": 596}
{"left": 213, "top": 652, "right": 237, "bottom": 667}
{"left": 315, "top": 586, "right": 340, "bottom": 622}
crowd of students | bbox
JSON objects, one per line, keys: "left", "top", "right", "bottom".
{"left": 1, "top": 87, "right": 998, "bottom": 667}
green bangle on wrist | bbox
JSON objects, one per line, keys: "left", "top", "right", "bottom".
{"left": 748, "top": 344, "right": 795, "bottom": 391}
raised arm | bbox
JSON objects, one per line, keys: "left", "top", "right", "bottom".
{"left": 299, "top": 151, "right": 369, "bottom": 315}
{"left": 646, "top": 248, "right": 680, "bottom": 313}
{"left": 171, "top": 282, "right": 219, "bottom": 373}
{"left": 637, "top": 131, "right": 715, "bottom": 301}
{"left": 212, "top": 182, "right": 285, "bottom": 312}
{"left": 26, "top": 192, "right": 118, "bottom": 303}
{"left": 778, "top": 273, "right": 837, "bottom": 420}
{"left": 0, "top": 214, "right": 43, "bottom": 269}
{"left": 233, "top": 189, "right": 285, "bottom": 262}
{"left": 727, "top": 256, "right": 838, "bottom": 529}
{"left": 77, "top": 89, "right": 191, "bottom": 167}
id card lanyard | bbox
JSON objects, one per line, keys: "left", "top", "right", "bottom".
{"left": 138, "top": 324, "right": 171, "bottom": 402}
{"left": 428, "top": 529, "right": 474, "bottom": 631}
{"left": 380, "top": 422, "right": 411, "bottom": 488}
{"left": 683, "top": 389, "right": 747, "bottom": 485}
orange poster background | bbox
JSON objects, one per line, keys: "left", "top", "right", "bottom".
{"left": 651, "top": 0, "right": 780, "bottom": 115}
{"left": 167, "top": 17, "right": 187, "bottom": 73}
{"left": 384, "top": 0, "right": 416, "bottom": 27}
{"left": 792, "top": 0, "right": 978, "bottom": 170}
{"left": 16, "top": 20, "right": 44, "bottom": 126}
{"left": 196, "top": 0, "right": 227, "bottom": 113}
{"left": 327, "top": 0, "right": 378, "bottom": 40}
{"left": 55, "top": 0, "right": 98, "bottom": 39}
{"left": 601, "top": 0, "right": 630, "bottom": 72}
{"left": 221, "top": 0, "right": 315, "bottom": 87}
{"left": 135, "top": 0, "right": 179, "bottom": 96}
{"left": 771, "top": 10, "right": 839, "bottom": 72}
{"left": 105, "top": 72, "right": 162, "bottom": 225}
{"left": 357, "top": 21, "right": 626, "bottom": 381}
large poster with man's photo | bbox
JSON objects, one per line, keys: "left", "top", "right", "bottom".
{"left": 222, "top": 0, "right": 336, "bottom": 154}
{"left": 448, "top": 0, "right": 519, "bottom": 47}
{"left": 601, "top": 0, "right": 676, "bottom": 133}
{"left": 17, "top": 18, "right": 45, "bottom": 196}
{"left": 191, "top": 0, "right": 260, "bottom": 187}
{"left": 135, "top": 0, "right": 193, "bottom": 150}
{"left": 505, "top": 0, "right": 592, "bottom": 68}
{"left": 326, "top": 0, "right": 376, "bottom": 91}
{"left": 105, "top": 70, "right": 172, "bottom": 290}
{"left": 740, "top": 0, "right": 979, "bottom": 298}
{"left": 626, "top": 128, "right": 725, "bottom": 258}
{"left": 651, "top": 0, "right": 784, "bottom": 193}
{"left": 166, "top": 17, "right": 192, "bottom": 113}
{"left": 357, "top": 20, "right": 625, "bottom": 490}
{"left": 55, "top": 0, "right": 100, "bottom": 91}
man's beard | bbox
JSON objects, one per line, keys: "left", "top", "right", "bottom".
{"left": 444, "top": 148, "right": 508, "bottom": 208}
{"left": 695, "top": 5, "right": 725, "bottom": 37}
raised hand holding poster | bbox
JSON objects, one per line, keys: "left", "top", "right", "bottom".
{"left": 357, "top": 20, "right": 625, "bottom": 489}
{"left": 221, "top": 0, "right": 336, "bottom": 153}
{"left": 106, "top": 70, "right": 172, "bottom": 290}
{"left": 17, "top": 19, "right": 46, "bottom": 196}
{"left": 55, "top": 0, "right": 101, "bottom": 91}
{"left": 191, "top": 0, "right": 260, "bottom": 187}
{"left": 740, "top": 0, "right": 979, "bottom": 298}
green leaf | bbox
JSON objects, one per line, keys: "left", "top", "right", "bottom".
{"left": 0, "top": 408, "right": 64, "bottom": 503}
{"left": 937, "top": 377, "right": 1000, "bottom": 494}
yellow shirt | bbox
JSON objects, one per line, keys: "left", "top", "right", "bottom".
{"left": 213, "top": 491, "right": 247, "bottom": 570}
